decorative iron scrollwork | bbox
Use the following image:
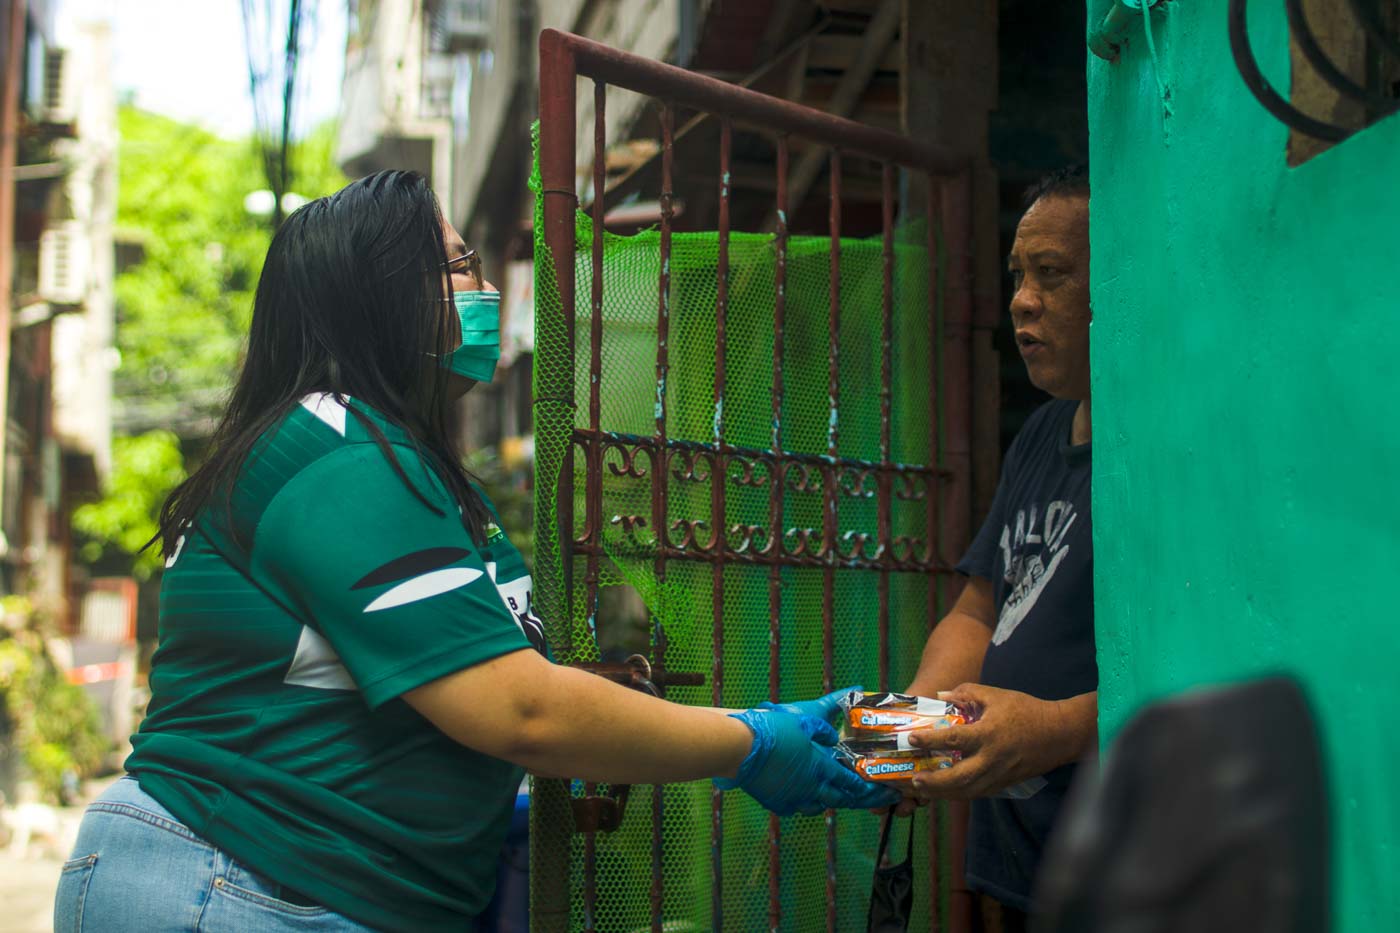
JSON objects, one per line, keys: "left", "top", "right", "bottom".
{"left": 837, "top": 466, "right": 877, "bottom": 499}
{"left": 572, "top": 428, "right": 950, "bottom": 573}
{"left": 837, "top": 529, "right": 879, "bottom": 561}
{"left": 727, "top": 455, "right": 771, "bottom": 489}
{"left": 668, "top": 517, "right": 709, "bottom": 551}
{"left": 893, "top": 472, "right": 928, "bottom": 502}
{"left": 784, "top": 462, "right": 825, "bottom": 496}
{"left": 892, "top": 534, "right": 931, "bottom": 565}
{"left": 670, "top": 447, "right": 714, "bottom": 484}
{"left": 602, "top": 438, "right": 651, "bottom": 479}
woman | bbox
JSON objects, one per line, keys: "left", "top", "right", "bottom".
{"left": 54, "top": 171, "right": 894, "bottom": 932}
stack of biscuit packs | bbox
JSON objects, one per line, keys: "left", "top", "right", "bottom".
{"left": 836, "top": 690, "right": 969, "bottom": 784}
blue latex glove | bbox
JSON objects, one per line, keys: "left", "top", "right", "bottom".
{"left": 759, "top": 685, "right": 859, "bottom": 729}
{"left": 716, "top": 708, "right": 900, "bottom": 816}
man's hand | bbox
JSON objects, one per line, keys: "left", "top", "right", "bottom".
{"left": 903, "top": 684, "right": 1096, "bottom": 802}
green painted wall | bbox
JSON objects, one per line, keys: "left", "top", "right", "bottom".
{"left": 1086, "top": 4, "right": 1400, "bottom": 930}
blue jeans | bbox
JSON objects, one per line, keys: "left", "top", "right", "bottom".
{"left": 54, "top": 776, "right": 378, "bottom": 932}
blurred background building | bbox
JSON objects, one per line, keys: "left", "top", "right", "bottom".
{"left": 2, "top": 0, "right": 118, "bottom": 627}
{"left": 1, "top": 0, "right": 131, "bottom": 804}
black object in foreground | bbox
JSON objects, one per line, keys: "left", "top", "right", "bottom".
{"left": 1034, "top": 676, "right": 1329, "bottom": 933}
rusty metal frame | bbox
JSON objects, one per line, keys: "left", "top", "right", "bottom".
{"left": 538, "top": 27, "right": 975, "bottom": 933}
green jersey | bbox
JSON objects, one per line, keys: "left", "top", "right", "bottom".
{"left": 126, "top": 393, "right": 546, "bottom": 931}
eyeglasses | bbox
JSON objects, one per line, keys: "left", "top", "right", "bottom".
{"left": 443, "top": 248, "right": 483, "bottom": 287}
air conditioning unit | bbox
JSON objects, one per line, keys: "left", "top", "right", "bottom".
{"left": 43, "top": 47, "right": 78, "bottom": 127}
{"left": 441, "top": 0, "right": 491, "bottom": 53}
{"left": 421, "top": 55, "right": 455, "bottom": 120}
{"left": 39, "top": 221, "right": 88, "bottom": 305}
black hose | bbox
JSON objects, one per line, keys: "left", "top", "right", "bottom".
{"left": 1228, "top": 0, "right": 1352, "bottom": 142}
{"left": 1286, "top": 0, "right": 1400, "bottom": 113}
{"left": 1347, "top": 0, "right": 1400, "bottom": 62}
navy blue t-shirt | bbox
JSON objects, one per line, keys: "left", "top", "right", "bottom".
{"left": 955, "top": 398, "right": 1096, "bottom": 911}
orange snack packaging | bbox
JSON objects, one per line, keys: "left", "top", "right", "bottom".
{"left": 835, "top": 691, "right": 970, "bottom": 784}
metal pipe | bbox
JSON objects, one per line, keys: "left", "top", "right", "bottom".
{"left": 580, "top": 78, "right": 608, "bottom": 933}
{"left": 940, "top": 172, "right": 976, "bottom": 933}
{"left": 925, "top": 178, "right": 943, "bottom": 933}
{"left": 583, "top": 78, "right": 606, "bottom": 671}
{"left": 649, "top": 101, "right": 676, "bottom": 933}
{"left": 534, "top": 30, "right": 580, "bottom": 933}
{"left": 709, "top": 116, "right": 733, "bottom": 932}
{"left": 540, "top": 29, "right": 963, "bottom": 175}
{"left": 767, "top": 133, "right": 790, "bottom": 933}
{"left": 878, "top": 162, "right": 895, "bottom": 691}
{"left": 0, "top": 0, "right": 28, "bottom": 534}
{"left": 823, "top": 148, "right": 843, "bottom": 933}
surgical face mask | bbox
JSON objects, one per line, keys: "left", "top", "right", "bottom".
{"left": 866, "top": 813, "right": 915, "bottom": 933}
{"left": 441, "top": 289, "right": 500, "bottom": 383}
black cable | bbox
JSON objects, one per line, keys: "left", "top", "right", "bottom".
{"left": 276, "top": 0, "right": 303, "bottom": 226}
{"left": 1346, "top": 0, "right": 1400, "bottom": 62}
{"left": 1286, "top": 0, "right": 1400, "bottom": 113}
{"left": 241, "top": 0, "right": 281, "bottom": 215}
{"left": 1228, "top": 0, "right": 1352, "bottom": 142}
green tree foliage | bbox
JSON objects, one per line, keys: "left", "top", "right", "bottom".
{"left": 0, "top": 598, "right": 108, "bottom": 803}
{"left": 113, "top": 108, "right": 348, "bottom": 435}
{"left": 71, "top": 431, "right": 186, "bottom": 580}
{"left": 74, "top": 110, "right": 348, "bottom": 575}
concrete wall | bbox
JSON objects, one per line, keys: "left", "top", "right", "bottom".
{"left": 1087, "top": 3, "right": 1400, "bottom": 930}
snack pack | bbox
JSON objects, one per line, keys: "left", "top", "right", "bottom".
{"left": 836, "top": 691, "right": 969, "bottom": 784}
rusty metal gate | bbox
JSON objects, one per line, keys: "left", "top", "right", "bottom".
{"left": 532, "top": 28, "right": 976, "bottom": 933}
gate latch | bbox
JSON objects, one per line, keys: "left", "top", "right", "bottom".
{"left": 566, "top": 654, "right": 705, "bottom": 834}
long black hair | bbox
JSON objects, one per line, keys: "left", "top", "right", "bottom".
{"left": 156, "top": 170, "right": 491, "bottom": 553}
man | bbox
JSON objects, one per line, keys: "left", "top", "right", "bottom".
{"left": 903, "top": 166, "right": 1097, "bottom": 932}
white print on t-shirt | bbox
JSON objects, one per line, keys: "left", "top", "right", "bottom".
{"left": 485, "top": 562, "right": 548, "bottom": 654}
{"left": 991, "top": 500, "right": 1077, "bottom": 646}
{"left": 284, "top": 625, "right": 355, "bottom": 691}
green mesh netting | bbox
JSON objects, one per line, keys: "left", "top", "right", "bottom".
{"left": 530, "top": 126, "right": 949, "bottom": 933}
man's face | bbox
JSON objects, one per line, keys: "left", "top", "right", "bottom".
{"left": 1006, "top": 194, "right": 1090, "bottom": 400}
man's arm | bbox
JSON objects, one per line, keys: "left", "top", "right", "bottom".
{"left": 905, "top": 575, "right": 996, "bottom": 697}
{"left": 901, "top": 575, "right": 1097, "bottom": 802}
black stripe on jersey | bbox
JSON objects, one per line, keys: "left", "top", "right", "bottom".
{"left": 350, "top": 547, "right": 473, "bottom": 590}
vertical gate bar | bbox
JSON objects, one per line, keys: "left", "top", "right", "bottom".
{"left": 581, "top": 78, "right": 608, "bottom": 933}
{"left": 824, "top": 148, "right": 842, "bottom": 933}
{"left": 535, "top": 31, "right": 578, "bottom": 933}
{"left": 767, "top": 134, "right": 790, "bottom": 933}
{"left": 589, "top": 82, "right": 606, "bottom": 438}
{"left": 650, "top": 100, "right": 676, "bottom": 933}
{"left": 940, "top": 171, "right": 975, "bottom": 933}
{"left": 878, "top": 162, "right": 895, "bottom": 691}
{"left": 925, "top": 176, "right": 942, "bottom": 933}
{"left": 710, "top": 116, "right": 733, "bottom": 932}
{"left": 537, "top": 32, "right": 579, "bottom": 655}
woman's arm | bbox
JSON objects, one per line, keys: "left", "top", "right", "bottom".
{"left": 404, "top": 647, "right": 751, "bottom": 785}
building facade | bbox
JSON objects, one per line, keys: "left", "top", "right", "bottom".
{"left": 1, "top": 0, "right": 117, "bottom": 628}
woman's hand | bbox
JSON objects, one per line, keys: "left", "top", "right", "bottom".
{"left": 717, "top": 708, "right": 899, "bottom": 816}
{"left": 758, "top": 685, "right": 857, "bottom": 730}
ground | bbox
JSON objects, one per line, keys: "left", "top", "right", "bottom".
{"left": 0, "top": 776, "right": 116, "bottom": 933}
